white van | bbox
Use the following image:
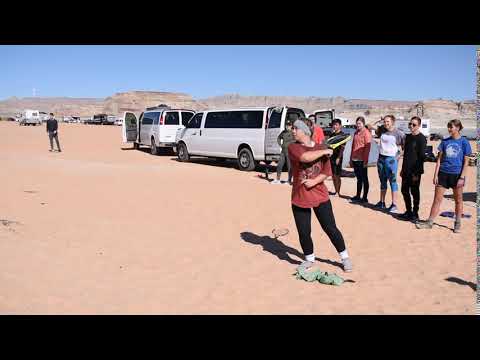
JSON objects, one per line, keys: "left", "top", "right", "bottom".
{"left": 174, "top": 106, "right": 306, "bottom": 171}
{"left": 19, "top": 109, "right": 42, "bottom": 126}
{"left": 308, "top": 109, "right": 335, "bottom": 128}
{"left": 122, "top": 108, "right": 195, "bottom": 155}
{"left": 395, "top": 118, "right": 431, "bottom": 137}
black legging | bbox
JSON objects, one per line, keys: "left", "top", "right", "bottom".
{"left": 352, "top": 160, "right": 369, "bottom": 200}
{"left": 401, "top": 174, "right": 421, "bottom": 213}
{"left": 291, "top": 201, "right": 346, "bottom": 256}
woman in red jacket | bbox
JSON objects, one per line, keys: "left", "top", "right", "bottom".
{"left": 349, "top": 116, "right": 371, "bottom": 203}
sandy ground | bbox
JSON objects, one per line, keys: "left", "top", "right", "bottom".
{"left": 0, "top": 121, "right": 477, "bottom": 314}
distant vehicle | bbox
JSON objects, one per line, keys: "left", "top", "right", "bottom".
{"left": 39, "top": 112, "right": 50, "bottom": 123}
{"left": 88, "top": 114, "right": 109, "bottom": 125}
{"left": 395, "top": 117, "right": 431, "bottom": 137}
{"left": 308, "top": 109, "right": 335, "bottom": 128}
{"left": 174, "top": 106, "right": 306, "bottom": 171}
{"left": 114, "top": 117, "right": 123, "bottom": 126}
{"left": 122, "top": 107, "right": 195, "bottom": 155}
{"left": 19, "top": 109, "right": 42, "bottom": 126}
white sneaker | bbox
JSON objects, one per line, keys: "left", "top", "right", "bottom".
{"left": 271, "top": 180, "right": 281, "bottom": 184}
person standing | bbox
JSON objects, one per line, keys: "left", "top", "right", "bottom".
{"left": 308, "top": 114, "right": 325, "bottom": 144}
{"left": 328, "top": 119, "right": 346, "bottom": 196}
{"left": 46, "top": 113, "right": 61, "bottom": 152}
{"left": 368, "top": 115, "right": 405, "bottom": 213}
{"left": 349, "top": 116, "right": 372, "bottom": 203}
{"left": 416, "top": 119, "right": 471, "bottom": 233}
{"left": 272, "top": 121, "right": 295, "bottom": 184}
{"left": 399, "top": 116, "right": 427, "bottom": 221}
{"left": 288, "top": 118, "right": 352, "bottom": 272}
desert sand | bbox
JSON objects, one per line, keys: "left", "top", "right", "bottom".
{"left": 0, "top": 121, "right": 476, "bottom": 314}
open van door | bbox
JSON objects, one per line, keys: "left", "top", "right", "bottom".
{"left": 122, "top": 112, "right": 138, "bottom": 143}
{"left": 314, "top": 109, "right": 335, "bottom": 128}
{"left": 264, "top": 107, "right": 284, "bottom": 161}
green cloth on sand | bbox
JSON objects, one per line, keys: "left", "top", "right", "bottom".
{"left": 294, "top": 266, "right": 344, "bottom": 286}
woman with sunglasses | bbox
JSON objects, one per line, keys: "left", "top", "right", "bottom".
{"left": 416, "top": 119, "right": 472, "bottom": 233}
{"left": 398, "top": 116, "right": 427, "bottom": 221}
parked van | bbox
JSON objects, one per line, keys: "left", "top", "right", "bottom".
{"left": 174, "top": 106, "right": 306, "bottom": 171}
{"left": 122, "top": 107, "right": 195, "bottom": 155}
{"left": 308, "top": 109, "right": 335, "bottom": 128}
{"left": 19, "top": 109, "right": 42, "bottom": 126}
{"left": 395, "top": 117, "right": 431, "bottom": 137}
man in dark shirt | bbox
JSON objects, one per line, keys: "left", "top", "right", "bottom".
{"left": 46, "top": 113, "right": 62, "bottom": 152}
{"left": 399, "top": 116, "right": 426, "bottom": 221}
{"left": 329, "top": 119, "right": 346, "bottom": 196}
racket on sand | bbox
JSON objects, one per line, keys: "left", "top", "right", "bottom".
{"left": 272, "top": 228, "right": 289, "bottom": 238}
{"left": 324, "top": 134, "right": 351, "bottom": 150}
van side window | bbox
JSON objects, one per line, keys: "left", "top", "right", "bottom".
{"left": 229, "top": 111, "right": 263, "bottom": 128}
{"left": 152, "top": 112, "right": 160, "bottom": 125}
{"left": 205, "top": 111, "right": 229, "bottom": 128}
{"left": 181, "top": 112, "right": 194, "bottom": 126}
{"left": 142, "top": 113, "right": 154, "bottom": 125}
{"left": 187, "top": 113, "right": 203, "bottom": 128}
{"left": 165, "top": 112, "right": 180, "bottom": 125}
{"left": 268, "top": 110, "right": 282, "bottom": 128}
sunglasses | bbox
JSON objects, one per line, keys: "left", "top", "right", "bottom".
{"left": 408, "top": 122, "right": 418, "bottom": 127}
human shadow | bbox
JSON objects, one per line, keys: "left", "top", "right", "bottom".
{"left": 240, "top": 231, "right": 343, "bottom": 270}
{"left": 445, "top": 277, "right": 477, "bottom": 291}
{"left": 171, "top": 158, "right": 272, "bottom": 173}
{"left": 444, "top": 192, "right": 477, "bottom": 203}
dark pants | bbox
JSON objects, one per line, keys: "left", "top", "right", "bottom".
{"left": 277, "top": 151, "right": 292, "bottom": 182}
{"left": 352, "top": 160, "right": 369, "bottom": 200}
{"left": 401, "top": 174, "right": 421, "bottom": 214}
{"left": 291, "top": 201, "right": 346, "bottom": 256}
{"left": 48, "top": 132, "right": 61, "bottom": 151}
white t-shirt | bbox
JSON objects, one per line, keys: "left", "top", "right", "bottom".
{"left": 379, "top": 128, "right": 405, "bottom": 157}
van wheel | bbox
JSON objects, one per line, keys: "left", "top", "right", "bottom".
{"left": 177, "top": 142, "right": 190, "bottom": 162}
{"left": 238, "top": 148, "right": 255, "bottom": 171}
{"left": 151, "top": 138, "right": 159, "bottom": 155}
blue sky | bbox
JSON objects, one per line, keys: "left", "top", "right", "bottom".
{"left": 0, "top": 45, "right": 476, "bottom": 101}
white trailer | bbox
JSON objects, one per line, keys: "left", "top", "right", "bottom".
{"left": 19, "top": 109, "right": 42, "bottom": 126}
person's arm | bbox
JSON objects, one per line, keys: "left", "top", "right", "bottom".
{"left": 433, "top": 152, "right": 442, "bottom": 185}
{"left": 302, "top": 173, "right": 329, "bottom": 189}
{"left": 362, "top": 131, "right": 371, "bottom": 166}
{"left": 414, "top": 136, "right": 427, "bottom": 176}
{"left": 277, "top": 131, "right": 284, "bottom": 147}
{"left": 457, "top": 139, "right": 472, "bottom": 187}
{"left": 299, "top": 148, "right": 333, "bottom": 163}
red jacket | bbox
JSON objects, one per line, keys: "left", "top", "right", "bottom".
{"left": 351, "top": 128, "right": 371, "bottom": 163}
{"left": 312, "top": 126, "right": 325, "bottom": 144}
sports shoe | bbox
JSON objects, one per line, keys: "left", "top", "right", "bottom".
{"left": 411, "top": 212, "right": 419, "bottom": 222}
{"left": 342, "top": 258, "right": 353, "bottom": 272}
{"left": 271, "top": 179, "right": 281, "bottom": 184}
{"left": 416, "top": 220, "right": 433, "bottom": 229}
{"left": 398, "top": 211, "right": 413, "bottom": 220}
{"left": 297, "top": 260, "right": 315, "bottom": 271}
{"left": 388, "top": 204, "right": 399, "bottom": 214}
{"left": 349, "top": 196, "right": 361, "bottom": 203}
{"left": 374, "top": 201, "right": 386, "bottom": 209}
{"left": 360, "top": 198, "right": 368, "bottom": 204}
{"left": 453, "top": 221, "right": 461, "bottom": 233}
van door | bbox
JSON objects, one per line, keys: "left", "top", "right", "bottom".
{"left": 160, "top": 111, "right": 181, "bottom": 145}
{"left": 180, "top": 112, "right": 203, "bottom": 154}
{"left": 140, "top": 112, "right": 154, "bottom": 144}
{"left": 122, "top": 111, "right": 138, "bottom": 143}
{"left": 264, "top": 107, "right": 284, "bottom": 160}
{"left": 314, "top": 110, "right": 335, "bottom": 128}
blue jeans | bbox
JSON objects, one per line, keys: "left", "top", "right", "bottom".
{"left": 377, "top": 155, "right": 398, "bottom": 192}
